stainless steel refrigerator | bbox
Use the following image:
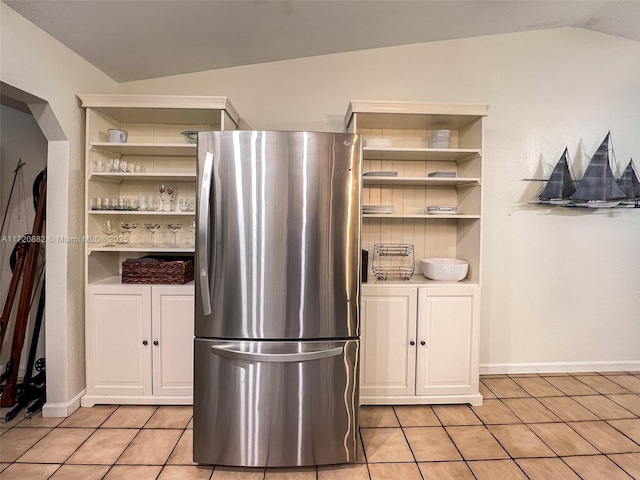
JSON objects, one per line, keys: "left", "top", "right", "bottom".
{"left": 194, "top": 131, "right": 362, "bottom": 467}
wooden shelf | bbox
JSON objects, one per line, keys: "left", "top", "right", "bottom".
{"left": 363, "top": 147, "right": 481, "bottom": 162}
{"left": 89, "top": 172, "right": 195, "bottom": 183}
{"left": 362, "top": 214, "right": 480, "bottom": 219}
{"left": 88, "top": 247, "right": 194, "bottom": 254}
{"left": 89, "top": 210, "right": 195, "bottom": 216}
{"left": 363, "top": 176, "right": 480, "bottom": 187}
{"left": 363, "top": 277, "right": 480, "bottom": 287}
{"left": 78, "top": 94, "right": 239, "bottom": 125}
{"left": 88, "top": 275, "right": 196, "bottom": 286}
{"left": 90, "top": 142, "right": 196, "bottom": 157}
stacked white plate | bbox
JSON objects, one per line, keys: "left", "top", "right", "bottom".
{"left": 426, "top": 205, "right": 457, "bottom": 215}
{"left": 428, "top": 129, "right": 451, "bottom": 148}
{"left": 365, "top": 138, "right": 393, "bottom": 148}
{"left": 363, "top": 205, "right": 394, "bottom": 214}
{"left": 364, "top": 171, "right": 398, "bottom": 177}
{"left": 428, "top": 171, "right": 456, "bottom": 178}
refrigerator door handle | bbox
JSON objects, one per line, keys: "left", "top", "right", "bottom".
{"left": 198, "top": 151, "right": 214, "bottom": 315}
{"left": 210, "top": 344, "right": 344, "bottom": 363}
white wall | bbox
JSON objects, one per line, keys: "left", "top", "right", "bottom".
{"left": 123, "top": 27, "right": 640, "bottom": 371}
{"left": 0, "top": 105, "right": 47, "bottom": 373}
{"left": 1, "top": 2, "right": 119, "bottom": 414}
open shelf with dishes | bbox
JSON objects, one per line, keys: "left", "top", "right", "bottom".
{"left": 346, "top": 100, "right": 488, "bottom": 285}
{"left": 346, "top": 101, "right": 488, "bottom": 406}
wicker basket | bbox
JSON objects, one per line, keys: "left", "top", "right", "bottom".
{"left": 122, "top": 256, "right": 194, "bottom": 284}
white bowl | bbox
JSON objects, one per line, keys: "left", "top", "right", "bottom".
{"left": 420, "top": 258, "right": 468, "bottom": 281}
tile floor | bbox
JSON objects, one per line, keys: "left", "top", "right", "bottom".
{"left": 1, "top": 372, "right": 640, "bottom": 479}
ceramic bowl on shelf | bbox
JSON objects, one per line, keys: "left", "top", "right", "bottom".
{"left": 420, "top": 258, "right": 468, "bottom": 281}
{"left": 181, "top": 130, "right": 198, "bottom": 144}
{"left": 108, "top": 128, "right": 128, "bottom": 143}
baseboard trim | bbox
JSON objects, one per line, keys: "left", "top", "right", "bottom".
{"left": 480, "top": 361, "right": 640, "bottom": 375}
{"left": 42, "top": 389, "right": 85, "bottom": 418}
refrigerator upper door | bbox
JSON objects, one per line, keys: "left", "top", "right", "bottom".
{"left": 196, "top": 131, "right": 362, "bottom": 339}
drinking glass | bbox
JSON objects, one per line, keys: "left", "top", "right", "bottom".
{"left": 165, "top": 223, "right": 183, "bottom": 247}
{"left": 143, "top": 223, "right": 161, "bottom": 247}
{"left": 138, "top": 195, "right": 152, "bottom": 211}
{"left": 187, "top": 219, "right": 196, "bottom": 247}
{"left": 102, "top": 220, "right": 116, "bottom": 246}
{"left": 120, "top": 222, "right": 139, "bottom": 247}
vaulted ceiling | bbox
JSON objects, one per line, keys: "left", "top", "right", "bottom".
{"left": 4, "top": 0, "right": 640, "bottom": 82}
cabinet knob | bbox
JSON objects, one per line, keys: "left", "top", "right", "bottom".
{"left": 142, "top": 340, "right": 148, "bottom": 346}
{"left": 420, "top": 341, "right": 426, "bottom": 346}
{"left": 153, "top": 340, "right": 159, "bottom": 346}
{"left": 409, "top": 341, "right": 415, "bottom": 346}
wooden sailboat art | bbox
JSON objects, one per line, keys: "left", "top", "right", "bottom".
{"left": 570, "top": 133, "right": 627, "bottom": 208}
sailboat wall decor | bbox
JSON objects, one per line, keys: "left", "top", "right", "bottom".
{"left": 570, "top": 133, "right": 627, "bottom": 208}
{"left": 618, "top": 159, "right": 640, "bottom": 206}
{"left": 536, "top": 147, "right": 576, "bottom": 205}
{"left": 527, "top": 132, "right": 639, "bottom": 209}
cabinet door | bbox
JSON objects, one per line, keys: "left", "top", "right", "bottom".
{"left": 360, "top": 287, "right": 417, "bottom": 397}
{"left": 86, "top": 285, "right": 152, "bottom": 396}
{"left": 151, "top": 286, "right": 194, "bottom": 396}
{"left": 415, "top": 286, "right": 479, "bottom": 396}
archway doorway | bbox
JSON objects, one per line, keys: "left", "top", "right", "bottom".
{"left": 1, "top": 81, "right": 73, "bottom": 417}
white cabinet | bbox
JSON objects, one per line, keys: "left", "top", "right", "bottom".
{"left": 360, "top": 284, "right": 482, "bottom": 406}
{"left": 83, "top": 283, "right": 194, "bottom": 406}
{"left": 85, "top": 285, "right": 151, "bottom": 399}
{"left": 152, "top": 286, "right": 195, "bottom": 396}
{"left": 360, "top": 287, "right": 417, "bottom": 397}
{"left": 415, "top": 286, "right": 480, "bottom": 399}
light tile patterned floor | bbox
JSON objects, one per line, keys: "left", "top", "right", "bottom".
{"left": 1, "top": 373, "right": 640, "bottom": 479}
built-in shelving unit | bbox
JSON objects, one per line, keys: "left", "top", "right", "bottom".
{"left": 79, "top": 94, "right": 239, "bottom": 406}
{"left": 346, "top": 101, "right": 488, "bottom": 406}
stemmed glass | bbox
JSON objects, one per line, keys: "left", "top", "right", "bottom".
{"left": 165, "top": 223, "right": 183, "bottom": 247}
{"left": 103, "top": 220, "right": 116, "bottom": 246}
{"left": 143, "top": 223, "right": 161, "bottom": 247}
{"left": 120, "top": 222, "right": 139, "bottom": 247}
{"left": 187, "top": 220, "right": 196, "bottom": 247}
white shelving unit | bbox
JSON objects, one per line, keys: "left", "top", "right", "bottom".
{"left": 346, "top": 100, "right": 488, "bottom": 406}
{"left": 80, "top": 94, "right": 239, "bottom": 405}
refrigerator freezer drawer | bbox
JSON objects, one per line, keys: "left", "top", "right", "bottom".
{"left": 193, "top": 338, "right": 359, "bottom": 467}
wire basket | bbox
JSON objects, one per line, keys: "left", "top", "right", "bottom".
{"left": 372, "top": 243, "right": 415, "bottom": 281}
